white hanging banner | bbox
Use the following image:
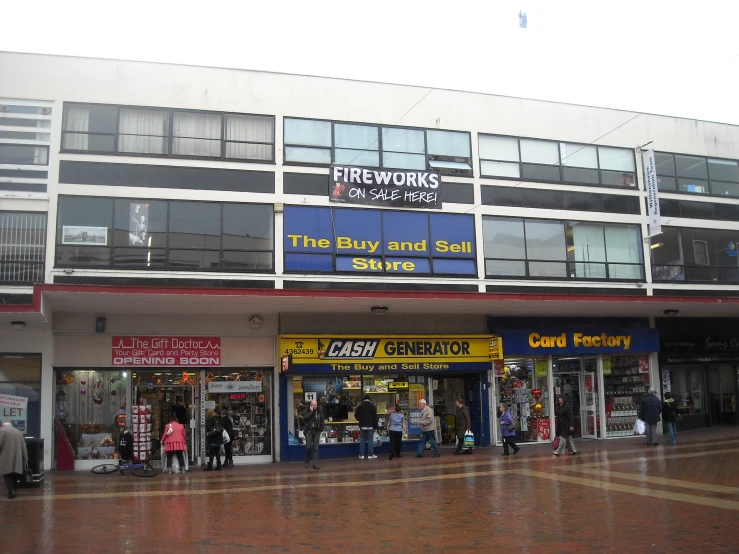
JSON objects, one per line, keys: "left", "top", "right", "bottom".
{"left": 642, "top": 149, "right": 661, "bottom": 237}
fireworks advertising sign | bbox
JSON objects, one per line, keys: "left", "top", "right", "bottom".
{"left": 329, "top": 165, "right": 442, "bottom": 209}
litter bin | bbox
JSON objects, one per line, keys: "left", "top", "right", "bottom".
{"left": 21, "top": 437, "right": 44, "bottom": 488}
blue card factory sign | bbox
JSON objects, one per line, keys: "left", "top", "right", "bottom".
{"left": 284, "top": 206, "right": 476, "bottom": 276}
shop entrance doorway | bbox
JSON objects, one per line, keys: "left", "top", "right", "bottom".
{"left": 553, "top": 357, "right": 599, "bottom": 439}
{"left": 430, "top": 374, "right": 483, "bottom": 448}
{"left": 132, "top": 371, "right": 199, "bottom": 464}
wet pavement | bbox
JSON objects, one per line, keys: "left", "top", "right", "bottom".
{"left": 2, "top": 428, "right": 739, "bottom": 553}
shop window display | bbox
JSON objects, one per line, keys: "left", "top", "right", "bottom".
{"left": 55, "top": 369, "right": 129, "bottom": 460}
{"left": 495, "top": 358, "right": 551, "bottom": 443}
{"left": 0, "top": 355, "right": 41, "bottom": 437}
{"left": 603, "top": 355, "right": 649, "bottom": 437}
{"left": 206, "top": 369, "right": 272, "bottom": 457}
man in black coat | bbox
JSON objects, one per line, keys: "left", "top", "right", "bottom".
{"left": 354, "top": 395, "right": 378, "bottom": 460}
{"left": 639, "top": 388, "right": 662, "bottom": 446}
{"left": 221, "top": 409, "right": 235, "bottom": 467}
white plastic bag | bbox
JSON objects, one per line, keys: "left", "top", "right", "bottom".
{"left": 633, "top": 419, "right": 646, "bottom": 435}
{"left": 166, "top": 423, "right": 174, "bottom": 436}
{"left": 222, "top": 429, "right": 230, "bottom": 444}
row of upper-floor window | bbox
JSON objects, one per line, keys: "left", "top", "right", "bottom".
{"left": 6, "top": 201, "right": 739, "bottom": 286}
{"left": 51, "top": 103, "right": 739, "bottom": 200}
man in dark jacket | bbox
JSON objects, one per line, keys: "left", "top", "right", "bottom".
{"left": 454, "top": 399, "right": 472, "bottom": 454}
{"left": 553, "top": 395, "right": 577, "bottom": 456}
{"left": 303, "top": 400, "right": 324, "bottom": 469}
{"left": 639, "top": 388, "right": 662, "bottom": 446}
{"left": 354, "top": 395, "right": 378, "bottom": 459}
{"left": 662, "top": 392, "right": 678, "bottom": 445}
{"left": 221, "top": 409, "right": 235, "bottom": 467}
{"left": 204, "top": 408, "right": 223, "bottom": 471}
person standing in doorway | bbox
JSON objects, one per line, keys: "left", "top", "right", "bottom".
{"left": 0, "top": 421, "right": 28, "bottom": 499}
{"left": 204, "top": 407, "right": 223, "bottom": 471}
{"left": 499, "top": 403, "right": 519, "bottom": 456}
{"left": 355, "top": 395, "right": 378, "bottom": 460}
{"left": 303, "top": 399, "right": 324, "bottom": 469}
{"left": 161, "top": 413, "right": 188, "bottom": 473}
{"left": 639, "top": 388, "right": 662, "bottom": 446}
{"left": 173, "top": 401, "right": 188, "bottom": 426}
{"left": 221, "top": 408, "right": 235, "bottom": 468}
{"left": 454, "top": 399, "right": 472, "bottom": 455}
{"left": 662, "top": 392, "right": 678, "bottom": 445}
{"left": 388, "top": 405, "right": 404, "bottom": 460}
{"left": 416, "top": 399, "right": 440, "bottom": 458}
{"left": 553, "top": 395, "right": 578, "bottom": 456}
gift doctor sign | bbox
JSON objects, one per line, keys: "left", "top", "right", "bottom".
{"left": 0, "top": 394, "right": 28, "bottom": 433}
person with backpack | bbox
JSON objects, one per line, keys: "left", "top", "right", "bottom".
{"left": 303, "top": 399, "right": 324, "bottom": 469}
{"left": 204, "top": 407, "right": 224, "bottom": 471}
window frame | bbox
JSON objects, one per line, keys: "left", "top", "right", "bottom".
{"left": 282, "top": 116, "right": 473, "bottom": 176}
{"left": 54, "top": 196, "right": 275, "bottom": 273}
{"left": 478, "top": 133, "right": 638, "bottom": 190}
{"left": 482, "top": 215, "right": 644, "bottom": 282}
{"left": 655, "top": 151, "right": 739, "bottom": 199}
{"left": 61, "top": 102, "right": 276, "bottom": 164}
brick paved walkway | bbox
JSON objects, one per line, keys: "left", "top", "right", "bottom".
{"left": 2, "top": 428, "right": 739, "bottom": 553}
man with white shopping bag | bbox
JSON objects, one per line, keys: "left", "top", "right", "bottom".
{"left": 454, "top": 399, "right": 472, "bottom": 455}
{"left": 638, "top": 388, "right": 662, "bottom": 446}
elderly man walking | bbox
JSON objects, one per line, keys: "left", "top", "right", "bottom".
{"left": 416, "top": 399, "right": 440, "bottom": 458}
{"left": 0, "top": 422, "right": 28, "bottom": 499}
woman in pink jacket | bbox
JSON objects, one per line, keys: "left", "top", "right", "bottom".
{"left": 161, "top": 414, "right": 188, "bottom": 473}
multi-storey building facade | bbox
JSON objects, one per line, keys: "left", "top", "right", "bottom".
{"left": 1, "top": 52, "right": 737, "bottom": 470}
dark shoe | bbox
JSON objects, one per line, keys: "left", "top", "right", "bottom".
{"left": 433, "top": 453, "right": 440, "bottom": 458}
{"left": 416, "top": 454, "right": 423, "bottom": 458}
{"left": 502, "top": 452, "right": 509, "bottom": 456}
{"left": 215, "top": 466, "right": 222, "bottom": 471}
{"left": 567, "top": 451, "right": 578, "bottom": 455}
{"left": 312, "top": 465, "right": 320, "bottom": 470}
{"left": 8, "top": 491, "right": 16, "bottom": 499}
{"left": 454, "top": 451, "right": 461, "bottom": 455}
{"left": 512, "top": 448, "right": 520, "bottom": 455}
{"left": 389, "top": 455, "right": 394, "bottom": 460}
{"left": 396, "top": 454, "right": 402, "bottom": 458}
{"left": 203, "top": 466, "right": 212, "bottom": 471}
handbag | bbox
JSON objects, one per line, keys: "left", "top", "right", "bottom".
{"left": 552, "top": 436, "right": 561, "bottom": 450}
{"left": 166, "top": 424, "right": 174, "bottom": 436}
{"left": 23, "top": 461, "right": 33, "bottom": 484}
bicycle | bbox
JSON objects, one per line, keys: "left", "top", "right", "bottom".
{"left": 91, "top": 459, "right": 159, "bottom": 477}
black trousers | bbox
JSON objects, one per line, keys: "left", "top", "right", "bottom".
{"left": 224, "top": 441, "right": 233, "bottom": 465}
{"left": 207, "top": 445, "right": 221, "bottom": 468}
{"left": 455, "top": 431, "right": 466, "bottom": 453}
{"left": 502, "top": 435, "right": 518, "bottom": 453}
{"left": 389, "top": 430, "right": 403, "bottom": 457}
{"left": 4, "top": 473, "right": 16, "bottom": 496}
{"left": 304, "top": 430, "right": 320, "bottom": 465}
{"left": 166, "top": 450, "right": 186, "bottom": 471}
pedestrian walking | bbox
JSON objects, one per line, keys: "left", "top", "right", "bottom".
{"left": 388, "top": 405, "right": 404, "bottom": 460}
{"left": 161, "top": 413, "right": 188, "bottom": 473}
{"left": 354, "top": 395, "right": 378, "bottom": 460}
{"left": 662, "top": 392, "right": 679, "bottom": 445}
{"left": 221, "top": 408, "right": 235, "bottom": 467}
{"left": 303, "top": 399, "right": 324, "bottom": 469}
{"left": 499, "top": 403, "right": 519, "bottom": 456}
{"left": 639, "top": 388, "right": 662, "bottom": 446}
{"left": 416, "top": 399, "right": 440, "bottom": 458}
{"left": 553, "top": 395, "right": 578, "bottom": 456}
{"left": 203, "top": 407, "right": 223, "bottom": 471}
{"left": 454, "top": 399, "right": 472, "bottom": 455}
{"left": 0, "top": 421, "right": 28, "bottom": 499}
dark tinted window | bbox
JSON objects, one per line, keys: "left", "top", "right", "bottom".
{"left": 441, "top": 182, "right": 474, "bottom": 204}
{"left": 169, "top": 202, "right": 221, "bottom": 249}
{"left": 521, "top": 188, "right": 563, "bottom": 210}
{"left": 480, "top": 186, "right": 524, "bottom": 207}
{"left": 603, "top": 194, "right": 638, "bottom": 214}
{"left": 679, "top": 201, "right": 714, "bottom": 220}
{"left": 222, "top": 204, "right": 274, "bottom": 251}
{"left": 658, "top": 199, "right": 681, "bottom": 218}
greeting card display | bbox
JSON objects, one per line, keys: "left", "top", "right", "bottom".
{"left": 134, "top": 404, "right": 151, "bottom": 462}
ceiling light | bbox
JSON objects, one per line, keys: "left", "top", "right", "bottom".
{"left": 10, "top": 321, "right": 25, "bottom": 331}
{"left": 663, "top": 309, "right": 679, "bottom": 316}
{"left": 650, "top": 243, "right": 664, "bottom": 249}
{"left": 370, "top": 306, "right": 388, "bottom": 315}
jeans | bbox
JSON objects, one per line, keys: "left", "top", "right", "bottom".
{"left": 359, "top": 429, "right": 374, "bottom": 457}
{"left": 305, "top": 430, "right": 321, "bottom": 465}
{"left": 645, "top": 422, "right": 658, "bottom": 445}
{"left": 166, "top": 450, "right": 186, "bottom": 472}
{"left": 417, "top": 430, "right": 439, "bottom": 456}
{"left": 389, "top": 430, "right": 403, "bottom": 457}
{"left": 502, "top": 435, "right": 518, "bottom": 454}
{"left": 666, "top": 421, "right": 677, "bottom": 444}
{"left": 207, "top": 444, "right": 221, "bottom": 468}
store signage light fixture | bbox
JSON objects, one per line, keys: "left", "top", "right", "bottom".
{"left": 663, "top": 309, "right": 679, "bottom": 316}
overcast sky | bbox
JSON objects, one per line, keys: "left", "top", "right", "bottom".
{"left": 3, "top": 0, "right": 739, "bottom": 125}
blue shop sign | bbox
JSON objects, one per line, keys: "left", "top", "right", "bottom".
{"left": 499, "top": 328, "right": 660, "bottom": 355}
{"left": 284, "top": 206, "right": 476, "bottom": 276}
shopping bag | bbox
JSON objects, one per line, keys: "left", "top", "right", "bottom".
{"left": 463, "top": 430, "right": 475, "bottom": 450}
{"left": 222, "top": 429, "right": 231, "bottom": 444}
{"left": 633, "top": 419, "right": 646, "bottom": 435}
{"left": 552, "top": 436, "right": 560, "bottom": 450}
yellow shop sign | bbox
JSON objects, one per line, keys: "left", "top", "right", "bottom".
{"left": 279, "top": 335, "right": 502, "bottom": 365}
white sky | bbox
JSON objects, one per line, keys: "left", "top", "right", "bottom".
{"left": 3, "top": 0, "right": 739, "bottom": 125}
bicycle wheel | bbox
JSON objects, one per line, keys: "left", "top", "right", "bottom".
{"left": 91, "top": 463, "right": 119, "bottom": 475}
{"left": 131, "top": 464, "right": 159, "bottom": 478}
